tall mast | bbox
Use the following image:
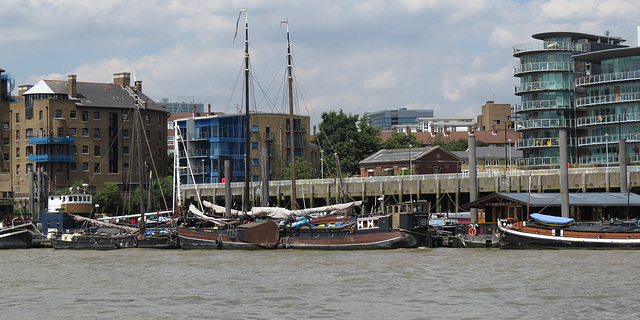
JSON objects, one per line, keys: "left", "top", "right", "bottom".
{"left": 285, "top": 20, "right": 296, "bottom": 210}
{"left": 243, "top": 8, "right": 250, "bottom": 214}
{"left": 134, "top": 88, "right": 145, "bottom": 233}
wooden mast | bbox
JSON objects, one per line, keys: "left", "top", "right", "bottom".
{"left": 134, "top": 87, "right": 145, "bottom": 233}
{"left": 285, "top": 20, "right": 296, "bottom": 210}
{"left": 243, "top": 8, "right": 251, "bottom": 214}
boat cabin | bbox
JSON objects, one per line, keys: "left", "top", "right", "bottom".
{"left": 39, "top": 193, "right": 94, "bottom": 234}
{"left": 385, "top": 200, "right": 431, "bottom": 230}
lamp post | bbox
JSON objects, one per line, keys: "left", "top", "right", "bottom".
{"left": 605, "top": 133, "right": 609, "bottom": 169}
{"left": 508, "top": 138, "right": 512, "bottom": 172}
{"left": 320, "top": 149, "right": 324, "bottom": 179}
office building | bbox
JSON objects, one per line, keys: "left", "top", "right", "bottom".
{"left": 370, "top": 108, "right": 434, "bottom": 130}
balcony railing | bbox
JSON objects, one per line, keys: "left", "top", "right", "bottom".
{"left": 578, "top": 133, "right": 640, "bottom": 146}
{"left": 578, "top": 153, "right": 640, "bottom": 165}
{"left": 576, "top": 69, "right": 640, "bottom": 87}
{"left": 513, "top": 61, "right": 574, "bottom": 75}
{"left": 516, "top": 118, "right": 574, "bottom": 131}
{"left": 516, "top": 137, "right": 559, "bottom": 148}
{"left": 512, "top": 41, "right": 588, "bottom": 55}
{"left": 576, "top": 113, "right": 640, "bottom": 127}
{"left": 514, "top": 99, "right": 574, "bottom": 113}
{"left": 515, "top": 81, "right": 573, "bottom": 94}
{"left": 28, "top": 137, "right": 74, "bottom": 145}
{"left": 29, "top": 154, "right": 74, "bottom": 162}
{"left": 575, "top": 92, "right": 640, "bottom": 107}
{"left": 519, "top": 156, "right": 561, "bottom": 167}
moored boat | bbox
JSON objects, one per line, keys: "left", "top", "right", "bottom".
{"left": 497, "top": 213, "right": 640, "bottom": 249}
{"left": 0, "top": 222, "right": 38, "bottom": 249}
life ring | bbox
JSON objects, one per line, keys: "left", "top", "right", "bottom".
{"left": 468, "top": 226, "right": 477, "bottom": 237}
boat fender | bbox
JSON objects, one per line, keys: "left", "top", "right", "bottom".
{"left": 468, "top": 226, "right": 477, "bottom": 237}
{"left": 133, "top": 239, "right": 138, "bottom": 247}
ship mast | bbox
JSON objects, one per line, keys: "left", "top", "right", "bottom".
{"left": 243, "top": 8, "right": 251, "bottom": 214}
{"left": 133, "top": 88, "right": 145, "bottom": 233}
{"left": 284, "top": 20, "right": 297, "bottom": 210}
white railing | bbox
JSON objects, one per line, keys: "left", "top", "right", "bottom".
{"left": 514, "top": 61, "right": 574, "bottom": 75}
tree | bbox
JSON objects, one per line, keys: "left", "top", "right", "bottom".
{"left": 94, "top": 182, "right": 123, "bottom": 215}
{"left": 283, "top": 158, "right": 314, "bottom": 180}
{"left": 381, "top": 131, "right": 424, "bottom": 149}
{"left": 314, "top": 110, "right": 381, "bottom": 177}
{"left": 151, "top": 176, "right": 173, "bottom": 211}
{"left": 55, "top": 180, "right": 87, "bottom": 195}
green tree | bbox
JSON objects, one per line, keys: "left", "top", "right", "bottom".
{"left": 151, "top": 176, "right": 173, "bottom": 211}
{"left": 381, "top": 131, "right": 424, "bottom": 149}
{"left": 94, "top": 182, "right": 123, "bottom": 215}
{"left": 283, "top": 158, "right": 315, "bottom": 180}
{"left": 55, "top": 180, "right": 87, "bottom": 195}
{"left": 314, "top": 110, "right": 380, "bottom": 177}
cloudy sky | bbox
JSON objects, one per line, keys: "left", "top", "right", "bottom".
{"left": 2, "top": 0, "right": 640, "bottom": 126}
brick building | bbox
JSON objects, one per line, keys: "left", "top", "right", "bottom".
{"left": 10, "top": 72, "right": 169, "bottom": 196}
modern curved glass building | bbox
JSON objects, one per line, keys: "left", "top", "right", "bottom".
{"left": 573, "top": 46, "right": 640, "bottom": 165}
{"left": 513, "top": 32, "right": 625, "bottom": 168}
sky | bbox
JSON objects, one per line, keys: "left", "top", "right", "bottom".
{"left": 2, "top": 0, "right": 640, "bottom": 127}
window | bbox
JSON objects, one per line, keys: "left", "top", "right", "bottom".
{"left": 39, "top": 111, "right": 43, "bottom": 121}
{"left": 70, "top": 128, "right": 76, "bottom": 136}
{"left": 123, "top": 163, "right": 129, "bottom": 172}
{"left": 123, "top": 113, "right": 129, "bottom": 121}
{"left": 82, "top": 128, "right": 88, "bottom": 137}
{"left": 70, "top": 163, "right": 77, "bottom": 171}
{"left": 123, "top": 129, "right": 129, "bottom": 138}
{"left": 145, "top": 114, "right": 150, "bottom": 124}
{"left": 3, "top": 122, "right": 8, "bottom": 129}
{"left": 157, "top": 115, "right": 161, "bottom": 125}
{"left": 55, "top": 110, "right": 62, "bottom": 118}
{"left": 123, "top": 146, "right": 129, "bottom": 155}
{"left": 493, "top": 159, "right": 499, "bottom": 166}
{"left": 70, "top": 145, "right": 76, "bottom": 154}
{"left": 94, "top": 146, "right": 100, "bottom": 157}
{"left": 94, "top": 163, "right": 100, "bottom": 173}
{"left": 15, "top": 130, "right": 19, "bottom": 140}
{"left": 26, "top": 128, "right": 33, "bottom": 138}
{"left": 93, "top": 129, "right": 100, "bottom": 139}
{"left": 82, "top": 146, "right": 88, "bottom": 154}
{"left": 57, "top": 128, "right": 63, "bottom": 137}
{"left": 70, "top": 110, "right": 76, "bottom": 119}
{"left": 82, "top": 111, "right": 88, "bottom": 121}
{"left": 252, "top": 125, "right": 259, "bottom": 133}
{"left": 26, "top": 146, "right": 33, "bottom": 156}
{"left": 27, "top": 163, "right": 33, "bottom": 173}
{"left": 252, "top": 142, "right": 258, "bottom": 149}
{"left": 15, "top": 147, "right": 20, "bottom": 158}
{"left": 94, "top": 112, "right": 100, "bottom": 120}
{"left": 16, "top": 164, "right": 20, "bottom": 175}
{"left": 485, "top": 159, "right": 491, "bottom": 167}
{"left": 82, "top": 163, "right": 88, "bottom": 171}
{"left": 3, "top": 138, "right": 8, "bottom": 146}
{"left": 15, "top": 113, "right": 19, "bottom": 123}
{"left": 252, "top": 159, "right": 259, "bottom": 166}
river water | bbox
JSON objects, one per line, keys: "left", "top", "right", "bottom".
{"left": 2, "top": 248, "right": 640, "bottom": 319}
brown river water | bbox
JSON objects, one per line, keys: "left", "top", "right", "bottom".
{"left": 2, "top": 248, "right": 640, "bottom": 319}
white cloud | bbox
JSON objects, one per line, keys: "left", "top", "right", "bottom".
{"left": 364, "top": 70, "right": 397, "bottom": 90}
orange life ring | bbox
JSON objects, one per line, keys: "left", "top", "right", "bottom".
{"left": 468, "top": 226, "right": 477, "bottom": 237}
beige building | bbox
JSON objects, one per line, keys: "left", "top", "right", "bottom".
{"left": 476, "top": 100, "right": 514, "bottom": 132}
{"left": 10, "top": 72, "right": 169, "bottom": 197}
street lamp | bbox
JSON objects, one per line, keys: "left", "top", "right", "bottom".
{"left": 605, "top": 133, "right": 609, "bottom": 169}
{"left": 320, "top": 149, "right": 324, "bottom": 179}
{"left": 508, "top": 138, "right": 512, "bottom": 172}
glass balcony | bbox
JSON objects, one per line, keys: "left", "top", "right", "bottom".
{"left": 514, "top": 100, "right": 574, "bottom": 113}
{"left": 28, "top": 137, "right": 74, "bottom": 145}
{"left": 512, "top": 41, "right": 587, "bottom": 56}
{"left": 513, "top": 61, "right": 574, "bottom": 76}
{"left": 516, "top": 118, "right": 574, "bottom": 131}
{"left": 515, "top": 81, "right": 573, "bottom": 94}
{"left": 578, "top": 133, "right": 640, "bottom": 146}
{"left": 575, "top": 92, "right": 640, "bottom": 107}
{"left": 519, "top": 156, "right": 560, "bottom": 167}
{"left": 29, "top": 154, "right": 74, "bottom": 162}
{"left": 516, "top": 137, "right": 559, "bottom": 148}
{"left": 576, "top": 113, "right": 640, "bottom": 127}
{"left": 576, "top": 69, "right": 640, "bottom": 87}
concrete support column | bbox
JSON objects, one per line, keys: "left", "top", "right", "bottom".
{"left": 469, "top": 135, "right": 478, "bottom": 223}
{"left": 620, "top": 139, "right": 628, "bottom": 193}
{"left": 559, "top": 129, "right": 569, "bottom": 218}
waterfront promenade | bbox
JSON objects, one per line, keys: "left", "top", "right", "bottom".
{"left": 181, "top": 166, "right": 640, "bottom": 212}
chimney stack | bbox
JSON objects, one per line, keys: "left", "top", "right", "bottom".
{"left": 113, "top": 72, "right": 131, "bottom": 88}
{"left": 18, "top": 85, "right": 33, "bottom": 97}
{"left": 193, "top": 104, "right": 197, "bottom": 117}
{"left": 208, "top": 103, "right": 212, "bottom": 115}
{"left": 313, "top": 125, "right": 316, "bottom": 136}
{"left": 135, "top": 80, "right": 142, "bottom": 92}
{"left": 68, "top": 74, "right": 77, "bottom": 98}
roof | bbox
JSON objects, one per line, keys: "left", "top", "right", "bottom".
{"left": 451, "top": 146, "right": 522, "bottom": 159}
{"left": 359, "top": 146, "right": 461, "bottom": 165}
{"left": 462, "top": 192, "right": 640, "bottom": 209}
{"left": 573, "top": 46, "right": 640, "bottom": 63}
{"left": 23, "top": 79, "right": 166, "bottom": 112}
{"left": 378, "top": 131, "right": 521, "bottom": 145}
{"left": 532, "top": 31, "right": 625, "bottom": 44}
